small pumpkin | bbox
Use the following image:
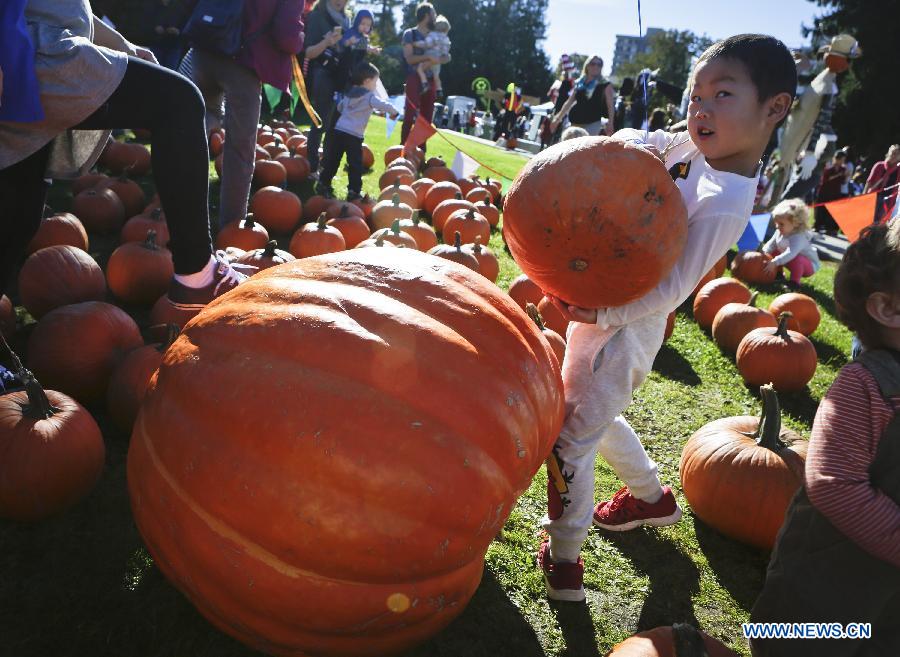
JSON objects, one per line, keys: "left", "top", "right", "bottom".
{"left": 663, "top": 310, "right": 676, "bottom": 342}
{"left": 508, "top": 274, "right": 544, "bottom": 311}
{"left": 731, "top": 250, "right": 777, "bottom": 285}
{"left": 325, "top": 200, "right": 365, "bottom": 221}
{"left": 431, "top": 193, "right": 475, "bottom": 232}
{"left": 72, "top": 187, "right": 126, "bottom": 233}
{"left": 427, "top": 231, "right": 479, "bottom": 271}
{"left": 476, "top": 199, "right": 500, "bottom": 228}
{"left": 326, "top": 205, "right": 371, "bottom": 249}
{"left": 0, "top": 342, "right": 105, "bottom": 522}
{"left": 378, "top": 167, "right": 414, "bottom": 190}
{"left": 692, "top": 277, "right": 751, "bottom": 330}
{"left": 370, "top": 194, "right": 413, "bottom": 231}
{"left": 461, "top": 236, "right": 500, "bottom": 283}
{"left": 383, "top": 144, "right": 404, "bottom": 166}
{"left": 350, "top": 193, "right": 376, "bottom": 221}
{"left": 252, "top": 159, "right": 287, "bottom": 188}
{"left": 398, "top": 211, "right": 438, "bottom": 252}
{"left": 378, "top": 180, "right": 418, "bottom": 209}
{"left": 121, "top": 207, "right": 170, "bottom": 246}
{"left": 289, "top": 213, "right": 346, "bottom": 258}
{"left": 355, "top": 234, "right": 397, "bottom": 249}
{"left": 275, "top": 150, "right": 311, "bottom": 184}
{"left": 711, "top": 291, "right": 778, "bottom": 354}
{"left": 250, "top": 186, "right": 303, "bottom": 234}
{"left": 680, "top": 384, "right": 808, "bottom": 550}
{"left": 27, "top": 212, "right": 89, "bottom": 254}
{"left": 72, "top": 172, "right": 108, "bottom": 195}
{"left": 423, "top": 165, "right": 457, "bottom": 183}
{"left": 18, "top": 245, "right": 106, "bottom": 318}
{"left": 106, "top": 230, "right": 175, "bottom": 306}
{"left": 96, "top": 173, "right": 146, "bottom": 217}
{"left": 215, "top": 215, "right": 270, "bottom": 251}
{"left": 526, "top": 302, "right": 566, "bottom": 366}
{"left": 235, "top": 241, "right": 296, "bottom": 272}
{"left": 690, "top": 255, "right": 728, "bottom": 297}
{"left": 736, "top": 312, "right": 817, "bottom": 392}
{"left": 443, "top": 208, "right": 490, "bottom": 246}
{"left": 411, "top": 178, "right": 436, "bottom": 208}
{"left": 465, "top": 187, "right": 491, "bottom": 204}
{"left": 605, "top": 623, "right": 740, "bottom": 656}
{"left": 536, "top": 295, "right": 569, "bottom": 337}
{"left": 371, "top": 219, "right": 418, "bottom": 249}
{"left": 361, "top": 143, "right": 375, "bottom": 169}
{"left": 767, "top": 292, "right": 820, "bottom": 336}
{"left": 302, "top": 195, "right": 333, "bottom": 223}
{"left": 423, "top": 181, "right": 463, "bottom": 216}
{"left": 101, "top": 141, "right": 151, "bottom": 176}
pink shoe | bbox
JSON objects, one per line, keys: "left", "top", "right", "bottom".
{"left": 593, "top": 485, "right": 682, "bottom": 531}
{"left": 537, "top": 540, "right": 585, "bottom": 602}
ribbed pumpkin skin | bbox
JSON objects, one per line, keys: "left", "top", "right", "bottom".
{"left": 249, "top": 187, "right": 303, "bottom": 234}
{"left": 27, "top": 212, "right": 89, "bottom": 254}
{"left": 711, "top": 298, "right": 777, "bottom": 354}
{"left": 0, "top": 387, "right": 105, "bottom": 521}
{"left": 327, "top": 214, "right": 371, "bottom": 249}
{"left": 106, "top": 237, "right": 175, "bottom": 306}
{"left": 121, "top": 210, "right": 170, "bottom": 246}
{"left": 503, "top": 138, "right": 687, "bottom": 308}
{"left": 27, "top": 301, "right": 143, "bottom": 406}
{"left": 679, "top": 413, "right": 807, "bottom": 550}
{"left": 735, "top": 318, "right": 817, "bottom": 392}
{"left": 18, "top": 245, "right": 107, "bottom": 318}
{"left": 423, "top": 182, "right": 463, "bottom": 217}
{"left": 692, "top": 278, "right": 751, "bottom": 330}
{"left": 605, "top": 625, "right": 740, "bottom": 656}
{"left": 768, "top": 293, "right": 820, "bottom": 336}
{"left": 442, "top": 209, "right": 490, "bottom": 245}
{"left": 431, "top": 197, "right": 475, "bottom": 232}
{"left": 127, "top": 248, "right": 564, "bottom": 657}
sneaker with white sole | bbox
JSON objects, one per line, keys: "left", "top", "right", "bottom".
{"left": 167, "top": 251, "right": 253, "bottom": 311}
{"left": 537, "top": 540, "right": 585, "bottom": 602}
{"left": 592, "top": 485, "right": 682, "bottom": 531}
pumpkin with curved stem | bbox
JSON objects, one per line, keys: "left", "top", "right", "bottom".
{"left": 215, "top": 215, "right": 270, "bottom": 251}
{"left": 371, "top": 219, "right": 418, "bottom": 249}
{"left": 711, "top": 292, "right": 778, "bottom": 354}
{"left": 736, "top": 312, "right": 817, "bottom": 392}
{"left": 0, "top": 295, "right": 15, "bottom": 339}
{"left": 424, "top": 181, "right": 463, "bottom": 216}
{"left": 127, "top": 247, "right": 564, "bottom": 657}
{"left": 731, "top": 250, "right": 777, "bottom": 285}
{"left": 462, "top": 236, "right": 499, "bottom": 283}
{"left": 18, "top": 245, "right": 106, "bottom": 318}
{"left": 371, "top": 194, "right": 413, "bottom": 231}
{"left": 605, "top": 623, "right": 740, "bottom": 656}
{"left": 526, "top": 303, "right": 566, "bottom": 365}
{"left": 355, "top": 234, "right": 397, "bottom": 249}
{"left": 235, "top": 241, "right": 295, "bottom": 272}
{"left": 72, "top": 187, "right": 126, "bottom": 233}
{"left": 0, "top": 343, "right": 105, "bottom": 522}
{"left": 767, "top": 292, "right": 820, "bottom": 336}
{"left": 679, "top": 384, "right": 808, "bottom": 550}
{"left": 536, "top": 295, "right": 569, "bottom": 337}
{"left": 503, "top": 138, "right": 688, "bottom": 308}
{"left": 508, "top": 274, "right": 544, "bottom": 311}
{"left": 692, "top": 277, "right": 751, "bottom": 330}
{"left": 289, "top": 213, "right": 346, "bottom": 258}
{"left": 431, "top": 193, "right": 475, "bottom": 232}
{"left": 249, "top": 186, "right": 302, "bottom": 234}
{"left": 27, "top": 211, "right": 90, "bottom": 253}
{"left": 27, "top": 301, "right": 143, "bottom": 405}
{"left": 398, "top": 211, "right": 438, "bottom": 251}
{"left": 106, "top": 231, "right": 175, "bottom": 306}
{"left": 443, "top": 208, "right": 490, "bottom": 245}
{"left": 378, "top": 180, "right": 418, "bottom": 209}
{"left": 121, "top": 207, "right": 170, "bottom": 246}
{"left": 476, "top": 199, "right": 500, "bottom": 228}
{"left": 327, "top": 206, "right": 371, "bottom": 249}
{"left": 427, "top": 232, "right": 479, "bottom": 271}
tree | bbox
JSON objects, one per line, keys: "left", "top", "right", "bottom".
{"left": 806, "top": 0, "right": 900, "bottom": 161}
{"left": 617, "top": 29, "right": 714, "bottom": 103}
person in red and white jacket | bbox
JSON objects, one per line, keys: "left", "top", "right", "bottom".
{"left": 750, "top": 220, "right": 900, "bottom": 657}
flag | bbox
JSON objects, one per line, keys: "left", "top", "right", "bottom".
{"left": 385, "top": 115, "right": 398, "bottom": 138}
{"left": 825, "top": 193, "right": 878, "bottom": 242}
{"left": 451, "top": 150, "right": 479, "bottom": 179}
{"left": 403, "top": 115, "right": 437, "bottom": 156}
{"left": 506, "top": 82, "right": 516, "bottom": 110}
{"left": 736, "top": 213, "right": 771, "bottom": 251}
{"left": 263, "top": 84, "right": 283, "bottom": 114}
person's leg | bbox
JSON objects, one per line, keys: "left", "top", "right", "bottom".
{"left": 75, "top": 56, "right": 212, "bottom": 275}
{"left": 317, "top": 129, "right": 344, "bottom": 194}
{"left": 0, "top": 144, "right": 52, "bottom": 295}
{"left": 212, "top": 55, "right": 262, "bottom": 228}
{"left": 416, "top": 62, "right": 427, "bottom": 85}
{"left": 306, "top": 67, "right": 336, "bottom": 174}
{"left": 345, "top": 134, "right": 364, "bottom": 196}
{"left": 189, "top": 49, "right": 226, "bottom": 136}
{"left": 785, "top": 254, "right": 815, "bottom": 285}
{"left": 401, "top": 73, "right": 423, "bottom": 143}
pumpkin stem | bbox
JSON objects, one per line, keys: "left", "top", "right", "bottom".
{"left": 454, "top": 192, "right": 463, "bottom": 200}
{"left": 392, "top": 193, "right": 400, "bottom": 207}
{"left": 412, "top": 209, "right": 421, "bottom": 226}
{"left": 753, "top": 383, "right": 786, "bottom": 451}
{"left": 338, "top": 204, "right": 350, "bottom": 218}
{"left": 243, "top": 214, "right": 256, "bottom": 229}
{"left": 164, "top": 323, "right": 180, "bottom": 350}
{"left": 317, "top": 212, "right": 328, "bottom": 230}
{"left": 0, "top": 332, "right": 59, "bottom": 420}
{"left": 263, "top": 240, "right": 278, "bottom": 256}
{"left": 671, "top": 623, "right": 709, "bottom": 657}
{"left": 150, "top": 207, "right": 163, "bottom": 221}
{"left": 390, "top": 219, "right": 402, "bottom": 236}
{"left": 466, "top": 209, "right": 475, "bottom": 221}
{"left": 374, "top": 235, "right": 385, "bottom": 247}
{"left": 143, "top": 229, "right": 158, "bottom": 250}
{"left": 747, "top": 291, "right": 758, "bottom": 307}
{"left": 775, "top": 312, "right": 793, "bottom": 339}
{"left": 453, "top": 231, "right": 463, "bottom": 251}
{"left": 525, "top": 303, "right": 546, "bottom": 331}
{"left": 473, "top": 235, "right": 483, "bottom": 254}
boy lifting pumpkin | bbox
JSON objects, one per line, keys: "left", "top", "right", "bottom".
{"left": 537, "top": 35, "right": 797, "bottom": 601}
{"left": 748, "top": 222, "right": 900, "bottom": 656}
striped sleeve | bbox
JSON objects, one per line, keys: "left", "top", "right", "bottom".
{"left": 806, "top": 363, "right": 900, "bottom": 568}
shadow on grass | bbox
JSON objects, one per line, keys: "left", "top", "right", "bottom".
{"left": 799, "top": 283, "right": 839, "bottom": 322}
{"left": 549, "top": 600, "right": 601, "bottom": 657}
{"left": 693, "top": 517, "right": 770, "bottom": 612}
{"left": 809, "top": 336, "right": 849, "bottom": 368}
{"left": 652, "top": 343, "right": 702, "bottom": 387}
{"left": 744, "top": 382, "right": 820, "bottom": 426}
{"left": 597, "top": 528, "right": 701, "bottom": 630}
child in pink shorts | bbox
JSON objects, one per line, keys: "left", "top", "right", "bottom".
{"left": 762, "top": 198, "right": 821, "bottom": 290}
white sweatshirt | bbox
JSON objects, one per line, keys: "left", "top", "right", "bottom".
{"left": 594, "top": 129, "right": 760, "bottom": 329}
{"left": 762, "top": 229, "right": 822, "bottom": 271}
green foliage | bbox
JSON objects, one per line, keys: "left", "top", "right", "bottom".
{"left": 806, "top": 0, "right": 900, "bottom": 161}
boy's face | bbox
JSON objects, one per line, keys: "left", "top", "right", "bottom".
{"left": 687, "top": 57, "right": 788, "bottom": 176}
{"left": 359, "top": 17, "right": 373, "bottom": 34}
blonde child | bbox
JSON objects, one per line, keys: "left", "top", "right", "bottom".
{"left": 761, "top": 197, "right": 821, "bottom": 289}
{"left": 749, "top": 221, "right": 900, "bottom": 656}
{"left": 413, "top": 14, "right": 450, "bottom": 98}
{"left": 538, "top": 35, "right": 796, "bottom": 602}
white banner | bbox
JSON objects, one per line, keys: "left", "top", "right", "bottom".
{"left": 451, "top": 150, "right": 480, "bottom": 180}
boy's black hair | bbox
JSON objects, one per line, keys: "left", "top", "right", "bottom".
{"left": 415, "top": 2, "right": 435, "bottom": 22}
{"left": 351, "top": 61, "right": 380, "bottom": 86}
{"left": 697, "top": 34, "right": 797, "bottom": 102}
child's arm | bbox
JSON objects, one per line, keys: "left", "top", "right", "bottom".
{"left": 767, "top": 232, "right": 811, "bottom": 266}
{"left": 761, "top": 232, "right": 778, "bottom": 255}
{"left": 370, "top": 95, "right": 399, "bottom": 117}
{"left": 806, "top": 365, "right": 900, "bottom": 568}
{"left": 612, "top": 128, "right": 681, "bottom": 156}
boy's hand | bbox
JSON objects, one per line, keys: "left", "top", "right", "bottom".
{"left": 544, "top": 294, "right": 599, "bottom": 324}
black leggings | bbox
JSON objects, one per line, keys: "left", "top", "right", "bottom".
{"left": 0, "top": 56, "right": 213, "bottom": 294}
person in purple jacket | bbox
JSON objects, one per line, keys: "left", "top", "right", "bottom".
{"left": 189, "top": 0, "right": 305, "bottom": 228}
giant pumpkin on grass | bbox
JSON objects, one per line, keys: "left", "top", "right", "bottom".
{"left": 127, "top": 247, "right": 564, "bottom": 657}
{"left": 0, "top": 345, "right": 105, "bottom": 522}
{"left": 736, "top": 312, "right": 817, "bottom": 392}
{"left": 27, "top": 301, "right": 143, "bottom": 406}
{"left": 503, "top": 137, "right": 687, "bottom": 308}
{"left": 18, "top": 245, "right": 106, "bottom": 318}
{"left": 106, "top": 230, "right": 175, "bottom": 306}
{"left": 679, "top": 384, "right": 807, "bottom": 550}
{"left": 605, "top": 623, "right": 739, "bottom": 657}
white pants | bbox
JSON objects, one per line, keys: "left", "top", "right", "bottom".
{"left": 542, "top": 313, "right": 667, "bottom": 552}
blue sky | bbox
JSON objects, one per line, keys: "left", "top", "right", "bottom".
{"left": 544, "top": 0, "right": 827, "bottom": 75}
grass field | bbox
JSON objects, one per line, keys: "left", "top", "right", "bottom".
{"left": 0, "top": 117, "right": 852, "bottom": 657}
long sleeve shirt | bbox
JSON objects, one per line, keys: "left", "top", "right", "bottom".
{"left": 334, "top": 86, "right": 397, "bottom": 138}
{"left": 806, "top": 362, "right": 900, "bottom": 568}
{"left": 594, "top": 128, "right": 759, "bottom": 329}
{"left": 762, "top": 229, "right": 821, "bottom": 270}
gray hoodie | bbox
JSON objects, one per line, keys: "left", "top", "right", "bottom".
{"left": 335, "top": 87, "right": 398, "bottom": 138}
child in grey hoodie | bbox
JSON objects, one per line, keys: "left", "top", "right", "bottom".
{"left": 316, "top": 62, "right": 399, "bottom": 200}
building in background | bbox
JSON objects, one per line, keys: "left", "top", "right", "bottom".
{"left": 612, "top": 27, "right": 663, "bottom": 75}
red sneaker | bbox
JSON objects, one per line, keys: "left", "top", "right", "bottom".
{"left": 592, "top": 485, "right": 682, "bottom": 531}
{"left": 537, "top": 540, "right": 585, "bottom": 602}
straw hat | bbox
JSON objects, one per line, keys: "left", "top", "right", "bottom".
{"left": 817, "top": 34, "right": 861, "bottom": 59}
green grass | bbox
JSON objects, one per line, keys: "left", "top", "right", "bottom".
{"left": 0, "top": 123, "right": 852, "bottom": 657}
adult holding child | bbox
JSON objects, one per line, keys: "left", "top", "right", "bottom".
{"left": 549, "top": 55, "right": 616, "bottom": 137}
{"left": 400, "top": 2, "right": 450, "bottom": 145}
{"left": 863, "top": 143, "right": 900, "bottom": 223}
